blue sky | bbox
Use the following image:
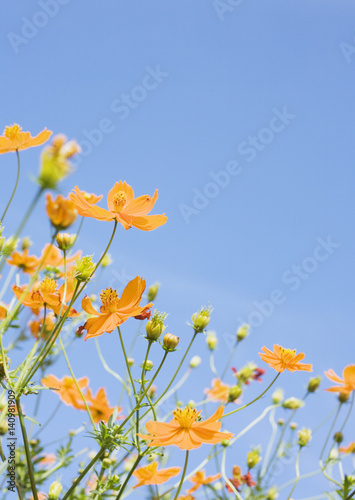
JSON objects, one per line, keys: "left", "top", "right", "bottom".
{"left": 1, "top": 1, "right": 355, "bottom": 497}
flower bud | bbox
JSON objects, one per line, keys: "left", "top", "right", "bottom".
{"left": 1, "top": 236, "right": 18, "bottom": 256}
{"left": 228, "top": 385, "right": 243, "bottom": 402}
{"left": 282, "top": 397, "right": 304, "bottom": 410}
{"left": 307, "top": 376, "right": 321, "bottom": 393}
{"left": 277, "top": 418, "right": 284, "bottom": 426}
{"left": 334, "top": 431, "right": 343, "bottom": 444}
{"left": 266, "top": 486, "right": 279, "bottom": 500}
{"left": 191, "top": 306, "right": 212, "bottom": 333}
{"left": 0, "top": 236, "right": 4, "bottom": 253}
{"left": 221, "top": 432, "right": 232, "bottom": 447}
{"left": 75, "top": 255, "right": 95, "bottom": 282}
{"left": 127, "top": 357, "right": 134, "bottom": 367}
{"left": 0, "top": 354, "right": 10, "bottom": 379}
{"left": 297, "top": 428, "right": 312, "bottom": 447}
{"left": 147, "top": 282, "right": 160, "bottom": 302}
{"left": 48, "top": 481, "right": 63, "bottom": 500}
{"left": 46, "top": 193, "right": 77, "bottom": 230}
{"left": 0, "top": 420, "right": 8, "bottom": 435}
{"left": 206, "top": 331, "right": 218, "bottom": 350}
{"left": 101, "top": 253, "right": 113, "bottom": 268}
{"left": 21, "top": 236, "right": 32, "bottom": 250}
{"left": 290, "top": 422, "right": 298, "bottom": 431}
{"left": 247, "top": 449, "right": 261, "bottom": 468}
{"left": 142, "top": 360, "right": 153, "bottom": 371}
{"left": 329, "top": 448, "right": 339, "bottom": 460}
{"left": 146, "top": 311, "right": 167, "bottom": 341}
{"left": 338, "top": 392, "right": 350, "bottom": 404}
{"left": 189, "top": 355, "right": 201, "bottom": 368}
{"left": 56, "top": 232, "right": 75, "bottom": 251}
{"left": 112, "top": 474, "right": 120, "bottom": 483}
{"left": 148, "top": 385, "right": 157, "bottom": 399}
{"left": 236, "top": 324, "right": 249, "bottom": 341}
{"left": 163, "top": 333, "right": 179, "bottom": 351}
{"left": 272, "top": 388, "right": 284, "bottom": 404}
{"left": 102, "top": 457, "right": 112, "bottom": 469}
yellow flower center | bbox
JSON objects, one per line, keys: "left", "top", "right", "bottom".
{"left": 39, "top": 278, "right": 57, "bottom": 295}
{"left": 4, "top": 124, "right": 22, "bottom": 140}
{"left": 173, "top": 407, "right": 199, "bottom": 429}
{"left": 100, "top": 288, "right": 120, "bottom": 313}
{"left": 112, "top": 191, "right": 127, "bottom": 213}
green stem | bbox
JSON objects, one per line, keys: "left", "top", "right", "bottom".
{"left": 223, "top": 372, "right": 281, "bottom": 418}
{"left": 16, "top": 396, "right": 38, "bottom": 500}
{"left": 115, "top": 454, "right": 143, "bottom": 500}
{"left": 14, "top": 186, "right": 44, "bottom": 239}
{"left": 61, "top": 447, "right": 106, "bottom": 500}
{"left": 319, "top": 402, "right": 342, "bottom": 461}
{"left": 221, "top": 340, "right": 238, "bottom": 380}
{"left": 287, "top": 448, "right": 301, "bottom": 500}
{"left": 0, "top": 150, "right": 21, "bottom": 224}
{"left": 173, "top": 450, "right": 189, "bottom": 500}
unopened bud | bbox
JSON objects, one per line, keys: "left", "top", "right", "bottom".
{"left": 147, "top": 282, "right": 160, "bottom": 302}
{"left": 148, "top": 385, "right": 157, "bottom": 399}
{"left": 228, "top": 385, "right": 243, "bottom": 402}
{"left": 206, "top": 331, "right": 218, "bottom": 350}
{"left": 307, "top": 376, "right": 321, "bottom": 393}
{"left": 146, "top": 311, "right": 167, "bottom": 341}
{"left": 272, "top": 388, "right": 284, "bottom": 404}
{"left": 282, "top": 397, "right": 304, "bottom": 410}
{"left": 48, "top": 481, "right": 63, "bottom": 500}
{"left": 75, "top": 255, "right": 95, "bottom": 282}
{"left": 0, "top": 421, "right": 8, "bottom": 435}
{"left": 102, "top": 458, "right": 112, "bottom": 469}
{"left": 277, "top": 418, "right": 284, "bottom": 426}
{"left": 247, "top": 449, "right": 261, "bottom": 468}
{"left": 127, "top": 358, "right": 134, "bottom": 367}
{"left": 112, "top": 474, "right": 120, "bottom": 483}
{"left": 163, "top": 333, "right": 179, "bottom": 351}
{"left": 1, "top": 236, "right": 17, "bottom": 256}
{"left": 101, "top": 253, "right": 112, "bottom": 268}
{"left": 191, "top": 306, "right": 212, "bottom": 333}
{"left": 236, "top": 324, "right": 249, "bottom": 341}
{"left": 190, "top": 355, "right": 201, "bottom": 368}
{"left": 21, "top": 236, "right": 32, "bottom": 250}
{"left": 142, "top": 360, "right": 153, "bottom": 371}
{"left": 338, "top": 392, "right": 350, "bottom": 404}
{"left": 56, "top": 232, "right": 75, "bottom": 250}
{"left": 329, "top": 448, "right": 339, "bottom": 460}
{"left": 334, "top": 432, "right": 343, "bottom": 444}
{"left": 297, "top": 428, "right": 312, "bottom": 447}
{"left": 266, "top": 486, "right": 279, "bottom": 500}
{"left": 290, "top": 422, "right": 298, "bottom": 430}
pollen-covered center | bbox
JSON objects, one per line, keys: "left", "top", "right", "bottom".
{"left": 280, "top": 348, "right": 296, "bottom": 364}
{"left": 112, "top": 191, "right": 127, "bottom": 213}
{"left": 100, "top": 288, "right": 120, "bottom": 313}
{"left": 4, "top": 124, "right": 22, "bottom": 140}
{"left": 39, "top": 278, "right": 57, "bottom": 295}
{"left": 173, "top": 407, "right": 199, "bottom": 429}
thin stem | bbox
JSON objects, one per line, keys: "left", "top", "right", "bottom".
{"left": 61, "top": 447, "right": 106, "bottom": 500}
{"left": 287, "top": 448, "right": 301, "bottom": 500}
{"left": 339, "top": 392, "right": 354, "bottom": 434}
{"left": 14, "top": 186, "right": 44, "bottom": 239}
{"left": 221, "top": 447, "right": 243, "bottom": 500}
{"left": 16, "top": 397, "right": 38, "bottom": 500}
{"left": 0, "top": 150, "right": 21, "bottom": 223}
{"left": 223, "top": 372, "right": 281, "bottom": 418}
{"left": 116, "top": 454, "right": 143, "bottom": 500}
{"left": 221, "top": 340, "right": 238, "bottom": 380}
{"left": 173, "top": 450, "right": 189, "bottom": 500}
{"left": 319, "top": 402, "right": 342, "bottom": 461}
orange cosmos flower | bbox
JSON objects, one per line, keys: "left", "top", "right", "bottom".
{"left": 339, "top": 442, "right": 355, "bottom": 454}
{"left": 178, "top": 496, "right": 195, "bottom": 500}
{"left": 325, "top": 365, "right": 355, "bottom": 395}
{"left": 40, "top": 243, "right": 81, "bottom": 269}
{"left": 259, "top": 345, "right": 313, "bottom": 373}
{"left": 46, "top": 193, "right": 77, "bottom": 230}
{"left": 78, "top": 189, "right": 103, "bottom": 205}
{"left": 70, "top": 181, "right": 167, "bottom": 231}
{"left": 80, "top": 276, "right": 152, "bottom": 340}
{"left": 205, "top": 379, "right": 230, "bottom": 403}
{"left": 76, "top": 387, "right": 118, "bottom": 423}
{"left": 7, "top": 249, "right": 40, "bottom": 274}
{"left": 0, "top": 124, "right": 52, "bottom": 154}
{"left": 187, "top": 470, "right": 221, "bottom": 493}
{"left": 0, "top": 303, "right": 7, "bottom": 320}
{"left": 138, "top": 406, "right": 233, "bottom": 450}
{"left": 132, "top": 461, "right": 181, "bottom": 489}
{"left": 12, "top": 275, "right": 78, "bottom": 316}
{"left": 29, "top": 313, "right": 56, "bottom": 339}
{"left": 41, "top": 375, "right": 89, "bottom": 408}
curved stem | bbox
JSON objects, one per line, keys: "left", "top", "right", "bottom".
{"left": 173, "top": 450, "right": 189, "bottom": 500}
{"left": 286, "top": 448, "right": 301, "bottom": 500}
{"left": 221, "top": 447, "right": 243, "bottom": 500}
{"left": 0, "top": 150, "right": 21, "bottom": 223}
{"left": 223, "top": 372, "right": 281, "bottom": 418}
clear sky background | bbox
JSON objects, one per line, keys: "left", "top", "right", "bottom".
{"left": 1, "top": 1, "right": 355, "bottom": 497}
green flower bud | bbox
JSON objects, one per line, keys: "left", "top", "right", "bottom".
{"left": 56, "top": 232, "right": 75, "bottom": 251}
{"left": 189, "top": 355, "right": 201, "bottom": 368}
{"left": 282, "top": 397, "right": 304, "bottom": 410}
{"left": 228, "top": 385, "right": 243, "bottom": 402}
{"left": 112, "top": 474, "right": 120, "bottom": 483}
{"left": 191, "top": 306, "right": 212, "bottom": 333}
{"left": 338, "top": 392, "right": 350, "bottom": 404}
{"left": 163, "top": 333, "right": 179, "bottom": 351}
{"left": 290, "top": 422, "right": 298, "bottom": 430}
{"left": 21, "top": 236, "right": 33, "bottom": 250}
{"left": 277, "top": 418, "right": 284, "bottom": 426}
{"left": 146, "top": 311, "right": 167, "bottom": 341}
{"left": 75, "top": 255, "right": 95, "bottom": 282}
{"left": 266, "top": 486, "right": 279, "bottom": 500}
{"left": 272, "top": 388, "right": 284, "bottom": 404}
{"left": 147, "top": 282, "right": 160, "bottom": 302}
{"left": 101, "top": 253, "right": 113, "bottom": 268}
{"left": 334, "top": 431, "right": 343, "bottom": 444}
{"left": 307, "top": 376, "right": 321, "bottom": 393}
{"left": 0, "top": 420, "right": 8, "bottom": 435}
{"left": 236, "top": 324, "right": 249, "bottom": 341}
{"left": 102, "top": 458, "right": 112, "bottom": 469}
{"left": 247, "top": 449, "right": 261, "bottom": 468}
{"left": 297, "top": 428, "right": 312, "bottom": 447}
{"left": 1, "top": 236, "right": 18, "bottom": 256}
{"left": 142, "top": 360, "right": 153, "bottom": 371}
{"left": 127, "top": 357, "right": 134, "bottom": 367}
{"left": 48, "top": 481, "right": 63, "bottom": 500}
{"left": 206, "top": 331, "right": 218, "bottom": 350}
